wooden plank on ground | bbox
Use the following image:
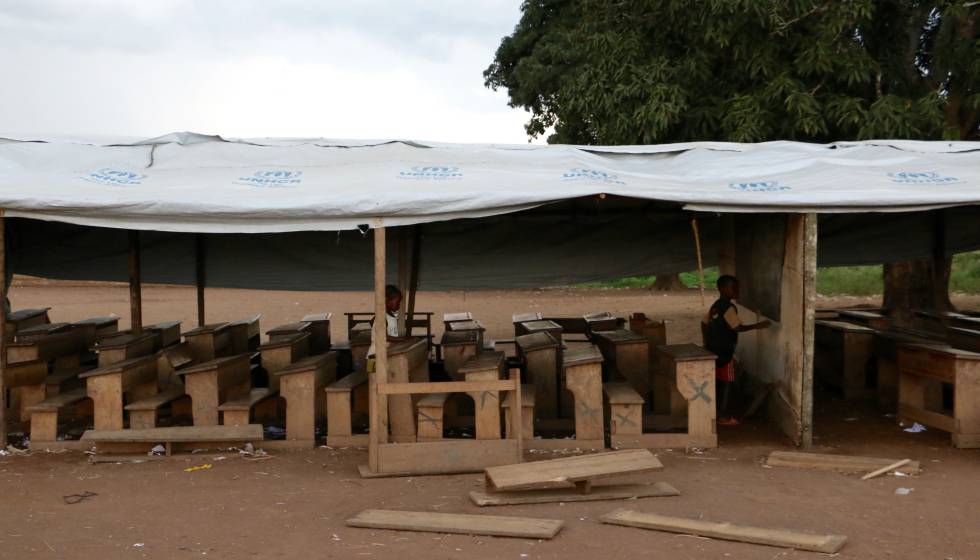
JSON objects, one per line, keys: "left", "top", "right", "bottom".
{"left": 600, "top": 509, "right": 847, "bottom": 554}
{"left": 766, "top": 451, "right": 920, "bottom": 475}
{"left": 485, "top": 449, "right": 662, "bottom": 492}
{"left": 346, "top": 509, "right": 564, "bottom": 539}
{"left": 81, "top": 424, "right": 263, "bottom": 443}
{"left": 470, "top": 482, "right": 679, "bottom": 506}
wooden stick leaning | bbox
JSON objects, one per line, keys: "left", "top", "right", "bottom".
{"left": 861, "top": 458, "right": 912, "bottom": 481}
{"left": 691, "top": 218, "right": 706, "bottom": 307}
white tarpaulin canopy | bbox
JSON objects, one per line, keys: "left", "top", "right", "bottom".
{"left": 2, "top": 132, "right": 979, "bottom": 233}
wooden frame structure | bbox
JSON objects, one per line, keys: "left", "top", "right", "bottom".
{"left": 364, "top": 224, "right": 524, "bottom": 476}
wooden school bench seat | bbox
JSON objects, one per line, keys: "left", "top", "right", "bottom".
{"left": 177, "top": 354, "right": 251, "bottom": 426}
{"left": 81, "top": 424, "right": 264, "bottom": 456}
{"left": 26, "top": 387, "right": 90, "bottom": 445}
{"left": 271, "top": 352, "right": 337, "bottom": 444}
{"left": 124, "top": 385, "right": 187, "bottom": 430}
{"left": 79, "top": 354, "right": 158, "bottom": 431}
{"left": 898, "top": 343, "right": 980, "bottom": 448}
{"left": 325, "top": 370, "right": 369, "bottom": 447}
{"left": 259, "top": 332, "right": 310, "bottom": 391}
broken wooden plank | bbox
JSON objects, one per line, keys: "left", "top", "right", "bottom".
{"left": 600, "top": 509, "right": 847, "bottom": 554}
{"left": 766, "top": 451, "right": 920, "bottom": 475}
{"left": 470, "top": 482, "right": 679, "bottom": 506}
{"left": 346, "top": 509, "right": 564, "bottom": 539}
{"left": 861, "top": 458, "right": 912, "bottom": 481}
{"left": 485, "top": 449, "right": 662, "bottom": 493}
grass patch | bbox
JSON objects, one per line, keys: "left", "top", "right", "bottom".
{"left": 816, "top": 265, "right": 883, "bottom": 296}
{"left": 951, "top": 251, "right": 980, "bottom": 293}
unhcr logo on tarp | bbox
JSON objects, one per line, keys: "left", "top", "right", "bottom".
{"left": 235, "top": 170, "right": 304, "bottom": 187}
{"left": 888, "top": 171, "right": 961, "bottom": 184}
{"left": 728, "top": 180, "right": 791, "bottom": 192}
{"left": 398, "top": 166, "right": 463, "bottom": 180}
{"left": 561, "top": 168, "right": 625, "bottom": 185}
{"left": 82, "top": 168, "right": 146, "bottom": 186}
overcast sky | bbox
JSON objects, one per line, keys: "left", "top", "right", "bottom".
{"left": 0, "top": 0, "right": 538, "bottom": 143}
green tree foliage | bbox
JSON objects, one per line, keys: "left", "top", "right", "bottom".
{"left": 485, "top": 1, "right": 979, "bottom": 145}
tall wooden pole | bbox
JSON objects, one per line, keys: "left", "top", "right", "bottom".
{"left": 368, "top": 222, "right": 388, "bottom": 472}
{"left": 691, "top": 217, "right": 706, "bottom": 307}
{"left": 128, "top": 231, "right": 143, "bottom": 334}
{"left": 396, "top": 228, "right": 409, "bottom": 335}
{"left": 0, "top": 211, "right": 7, "bottom": 448}
{"left": 195, "top": 233, "right": 206, "bottom": 327}
{"left": 406, "top": 225, "right": 422, "bottom": 336}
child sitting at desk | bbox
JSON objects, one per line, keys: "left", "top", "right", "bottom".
{"left": 701, "top": 275, "right": 771, "bottom": 426}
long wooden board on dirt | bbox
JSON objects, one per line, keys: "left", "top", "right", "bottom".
{"left": 470, "top": 481, "right": 679, "bottom": 506}
{"left": 484, "top": 449, "right": 663, "bottom": 493}
{"left": 600, "top": 509, "right": 847, "bottom": 554}
{"left": 765, "top": 451, "right": 920, "bottom": 475}
{"left": 346, "top": 509, "right": 564, "bottom": 539}
{"left": 81, "top": 424, "right": 263, "bottom": 455}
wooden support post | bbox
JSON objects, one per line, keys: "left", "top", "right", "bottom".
{"left": 406, "top": 225, "right": 421, "bottom": 336}
{"left": 397, "top": 228, "right": 409, "bottom": 336}
{"left": 195, "top": 233, "right": 206, "bottom": 327}
{"left": 801, "top": 213, "right": 817, "bottom": 449}
{"left": 0, "top": 211, "right": 6, "bottom": 449}
{"left": 128, "top": 231, "right": 143, "bottom": 334}
{"left": 368, "top": 222, "right": 389, "bottom": 472}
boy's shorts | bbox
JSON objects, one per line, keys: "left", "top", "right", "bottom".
{"left": 367, "top": 357, "right": 376, "bottom": 374}
{"left": 716, "top": 360, "right": 735, "bottom": 383}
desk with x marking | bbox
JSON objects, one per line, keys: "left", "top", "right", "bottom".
{"left": 611, "top": 344, "right": 717, "bottom": 449}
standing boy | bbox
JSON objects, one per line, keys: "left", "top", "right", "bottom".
{"left": 701, "top": 275, "right": 771, "bottom": 426}
{"left": 367, "top": 285, "right": 409, "bottom": 372}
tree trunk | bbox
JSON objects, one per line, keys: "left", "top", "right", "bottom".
{"left": 651, "top": 273, "right": 685, "bottom": 291}
{"left": 882, "top": 259, "right": 953, "bottom": 326}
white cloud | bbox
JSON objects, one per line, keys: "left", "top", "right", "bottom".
{"left": 0, "top": 0, "right": 537, "bottom": 143}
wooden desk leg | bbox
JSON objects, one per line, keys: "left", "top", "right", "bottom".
{"left": 898, "top": 369, "right": 925, "bottom": 426}
{"left": 676, "top": 361, "right": 716, "bottom": 439}
{"left": 565, "top": 364, "right": 604, "bottom": 442}
{"left": 87, "top": 375, "right": 124, "bottom": 430}
{"left": 282, "top": 373, "right": 315, "bottom": 443}
{"left": 29, "top": 411, "right": 58, "bottom": 442}
{"left": 184, "top": 372, "right": 220, "bottom": 426}
{"left": 953, "top": 362, "right": 980, "bottom": 448}
{"left": 467, "top": 371, "right": 502, "bottom": 440}
{"left": 326, "top": 392, "right": 353, "bottom": 440}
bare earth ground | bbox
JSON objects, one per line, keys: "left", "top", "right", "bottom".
{"left": 1, "top": 283, "right": 979, "bottom": 560}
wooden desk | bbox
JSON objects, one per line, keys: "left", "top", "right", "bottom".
{"left": 512, "top": 312, "right": 542, "bottom": 337}
{"left": 441, "top": 330, "right": 479, "bottom": 380}
{"left": 584, "top": 312, "right": 619, "bottom": 336}
{"left": 301, "top": 313, "right": 332, "bottom": 353}
{"left": 70, "top": 316, "right": 120, "bottom": 348}
{"left": 948, "top": 327, "right": 980, "bottom": 354}
{"left": 184, "top": 322, "right": 231, "bottom": 362}
{"left": 94, "top": 332, "right": 158, "bottom": 367}
{"left": 177, "top": 355, "right": 251, "bottom": 426}
{"left": 443, "top": 312, "right": 473, "bottom": 329}
{"left": 561, "top": 346, "right": 605, "bottom": 449}
{"left": 815, "top": 320, "right": 874, "bottom": 399}
{"left": 226, "top": 314, "right": 261, "bottom": 354}
{"left": 836, "top": 309, "right": 892, "bottom": 331}
{"left": 872, "top": 330, "right": 937, "bottom": 410}
{"left": 898, "top": 344, "right": 980, "bottom": 448}
{"left": 593, "top": 329, "right": 650, "bottom": 400}
{"left": 145, "top": 320, "right": 181, "bottom": 350}
{"left": 629, "top": 313, "right": 668, "bottom": 412}
{"left": 260, "top": 332, "right": 310, "bottom": 392}
{"left": 448, "top": 320, "right": 486, "bottom": 351}
{"left": 349, "top": 323, "right": 373, "bottom": 373}
{"left": 79, "top": 355, "right": 158, "bottom": 430}
{"left": 267, "top": 322, "right": 312, "bottom": 342}
{"left": 5, "top": 359, "right": 51, "bottom": 421}
{"left": 385, "top": 338, "right": 430, "bottom": 442}
{"left": 516, "top": 331, "right": 560, "bottom": 419}
{"left": 273, "top": 352, "right": 337, "bottom": 444}
{"left": 5, "top": 307, "right": 51, "bottom": 341}
{"left": 15, "top": 322, "right": 73, "bottom": 342}
{"left": 8, "top": 330, "right": 83, "bottom": 372}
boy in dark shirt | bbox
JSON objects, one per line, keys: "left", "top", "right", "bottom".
{"left": 701, "top": 275, "right": 771, "bottom": 425}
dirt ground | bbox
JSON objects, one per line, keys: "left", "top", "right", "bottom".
{"left": 1, "top": 283, "right": 979, "bottom": 560}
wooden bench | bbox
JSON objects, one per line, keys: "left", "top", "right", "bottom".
{"left": 219, "top": 388, "right": 279, "bottom": 426}
{"left": 26, "top": 388, "right": 89, "bottom": 444}
{"left": 459, "top": 352, "right": 506, "bottom": 440}
{"left": 325, "top": 370, "right": 369, "bottom": 446}
{"left": 79, "top": 354, "right": 158, "bottom": 430}
{"left": 416, "top": 392, "right": 450, "bottom": 442}
{"left": 501, "top": 384, "right": 534, "bottom": 440}
{"left": 633, "top": 344, "right": 717, "bottom": 449}
{"left": 593, "top": 329, "right": 650, "bottom": 401}
{"left": 872, "top": 330, "right": 937, "bottom": 410}
{"left": 604, "top": 382, "right": 645, "bottom": 441}
{"left": 301, "top": 313, "right": 332, "bottom": 353}
{"left": 484, "top": 448, "right": 663, "bottom": 494}
{"left": 124, "top": 385, "right": 187, "bottom": 429}
{"left": 815, "top": 320, "right": 875, "bottom": 399}
{"left": 177, "top": 354, "right": 251, "bottom": 426}
{"left": 260, "top": 332, "right": 310, "bottom": 391}
{"left": 440, "top": 330, "right": 479, "bottom": 380}
{"left": 94, "top": 332, "right": 158, "bottom": 367}
{"left": 560, "top": 346, "right": 606, "bottom": 450}
{"left": 516, "top": 331, "right": 560, "bottom": 419}
{"left": 81, "top": 424, "right": 264, "bottom": 456}
{"left": 837, "top": 308, "right": 892, "bottom": 330}
{"left": 898, "top": 343, "right": 980, "bottom": 448}
{"left": 272, "top": 352, "right": 337, "bottom": 444}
